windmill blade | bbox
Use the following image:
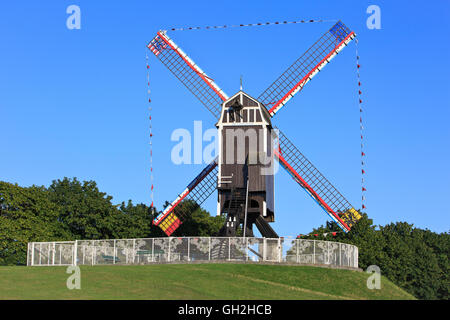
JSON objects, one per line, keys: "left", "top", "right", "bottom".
{"left": 148, "top": 31, "right": 228, "bottom": 118}
{"left": 274, "top": 128, "right": 361, "bottom": 232}
{"left": 259, "top": 21, "right": 356, "bottom": 117}
{"left": 153, "top": 157, "right": 218, "bottom": 236}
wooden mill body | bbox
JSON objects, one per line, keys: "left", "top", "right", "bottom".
{"left": 216, "top": 91, "right": 275, "bottom": 237}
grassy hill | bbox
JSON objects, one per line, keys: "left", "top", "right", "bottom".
{"left": 0, "top": 263, "right": 415, "bottom": 300}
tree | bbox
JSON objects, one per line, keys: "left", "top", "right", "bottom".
{"left": 0, "top": 181, "right": 71, "bottom": 265}
{"left": 47, "top": 177, "right": 120, "bottom": 239}
{"left": 165, "top": 200, "right": 225, "bottom": 237}
{"left": 115, "top": 200, "right": 154, "bottom": 238}
{"left": 303, "top": 212, "right": 449, "bottom": 300}
{"left": 0, "top": 178, "right": 227, "bottom": 265}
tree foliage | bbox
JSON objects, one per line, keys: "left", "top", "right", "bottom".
{"left": 0, "top": 178, "right": 223, "bottom": 266}
{"left": 302, "top": 212, "right": 449, "bottom": 300}
{"left": 0, "top": 182, "right": 71, "bottom": 265}
{"left": 168, "top": 200, "right": 225, "bottom": 237}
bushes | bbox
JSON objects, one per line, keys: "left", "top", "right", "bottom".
{"left": 303, "top": 213, "right": 449, "bottom": 300}
{"left": 0, "top": 178, "right": 158, "bottom": 265}
{"left": 0, "top": 178, "right": 224, "bottom": 266}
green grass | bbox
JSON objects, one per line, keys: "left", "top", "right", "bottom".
{"left": 0, "top": 263, "right": 415, "bottom": 300}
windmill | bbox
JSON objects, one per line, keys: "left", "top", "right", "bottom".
{"left": 147, "top": 21, "right": 362, "bottom": 237}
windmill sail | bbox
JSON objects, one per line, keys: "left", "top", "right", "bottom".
{"left": 148, "top": 20, "right": 363, "bottom": 237}
{"left": 259, "top": 21, "right": 356, "bottom": 117}
{"left": 153, "top": 158, "right": 218, "bottom": 236}
{"left": 274, "top": 128, "right": 361, "bottom": 232}
{"left": 147, "top": 31, "right": 228, "bottom": 118}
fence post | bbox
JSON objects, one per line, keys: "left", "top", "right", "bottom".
{"left": 296, "top": 239, "right": 299, "bottom": 263}
{"left": 94, "top": 244, "right": 97, "bottom": 265}
{"left": 167, "top": 238, "right": 171, "bottom": 262}
{"left": 124, "top": 241, "right": 127, "bottom": 264}
{"left": 132, "top": 239, "right": 136, "bottom": 264}
{"left": 263, "top": 238, "right": 266, "bottom": 261}
{"left": 245, "top": 238, "right": 248, "bottom": 261}
{"left": 228, "top": 238, "right": 231, "bottom": 261}
{"left": 39, "top": 243, "right": 42, "bottom": 265}
{"left": 313, "top": 240, "right": 315, "bottom": 265}
{"left": 327, "top": 241, "right": 330, "bottom": 265}
{"left": 152, "top": 239, "right": 155, "bottom": 262}
{"left": 113, "top": 240, "right": 116, "bottom": 265}
{"left": 348, "top": 245, "right": 350, "bottom": 266}
{"left": 187, "top": 237, "right": 190, "bottom": 262}
{"left": 208, "top": 238, "right": 211, "bottom": 261}
{"left": 278, "top": 238, "right": 281, "bottom": 263}
{"left": 52, "top": 242, "right": 56, "bottom": 265}
{"left": 73, "top": 240, "right": 78, "bottom": 266}
{"left": 31, "top": 243, "right": 34, "bottom": 266}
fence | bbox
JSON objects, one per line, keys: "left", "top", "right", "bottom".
{"left": 27, "top": 237, "right": 358, "bottom": 269}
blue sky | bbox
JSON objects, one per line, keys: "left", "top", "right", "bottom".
{"left": 1, "top": 1, "right": 449, "bottom": 236}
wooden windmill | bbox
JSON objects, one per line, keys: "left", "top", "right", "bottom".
{"left": 148, "top": 21, "right": 362, "bottom": 237}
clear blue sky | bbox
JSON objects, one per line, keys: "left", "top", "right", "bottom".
{"left": 1, "top": 1, "right": 449, "bottom": 236}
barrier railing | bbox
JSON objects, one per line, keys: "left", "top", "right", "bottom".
{"left": 27, "top": 237, "right": 358, "bottom": 269}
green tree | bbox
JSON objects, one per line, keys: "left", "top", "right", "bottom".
{"left": 47, "top": 177, "right": 120, "bottom": 239}
{"left": 115, "top": 200, "right": 155, "bottom": 238}
{"left": 303, "top": 213, "right": 449, "bottom": 300}
{"left": 0, "top": 182, "right": 71, "bottom": 265}
{"left": 166, "top": 200, "right": 225, "bottom": 237}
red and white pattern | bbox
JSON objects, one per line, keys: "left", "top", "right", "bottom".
{"left": 148, "top": 35, "right": 168, "bottom": 56}
{"left": 268, "top": 32, "right": 356, "bottom": 117}
{"left": 146, "top": 53, "right": 154, "bottom": 209}
{"left": 355, "top": 38, "right": 367, "bottom": 211}
{"left": 167, "top": 19, "right": 337, "bottom": 32}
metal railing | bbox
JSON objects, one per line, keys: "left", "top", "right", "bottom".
{"left": 27, "top": 237, "right": 358, "bottom": 269}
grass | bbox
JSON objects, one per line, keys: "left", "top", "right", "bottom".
{"left": 0, "top": 263, "right": 415, "bottom": 300}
